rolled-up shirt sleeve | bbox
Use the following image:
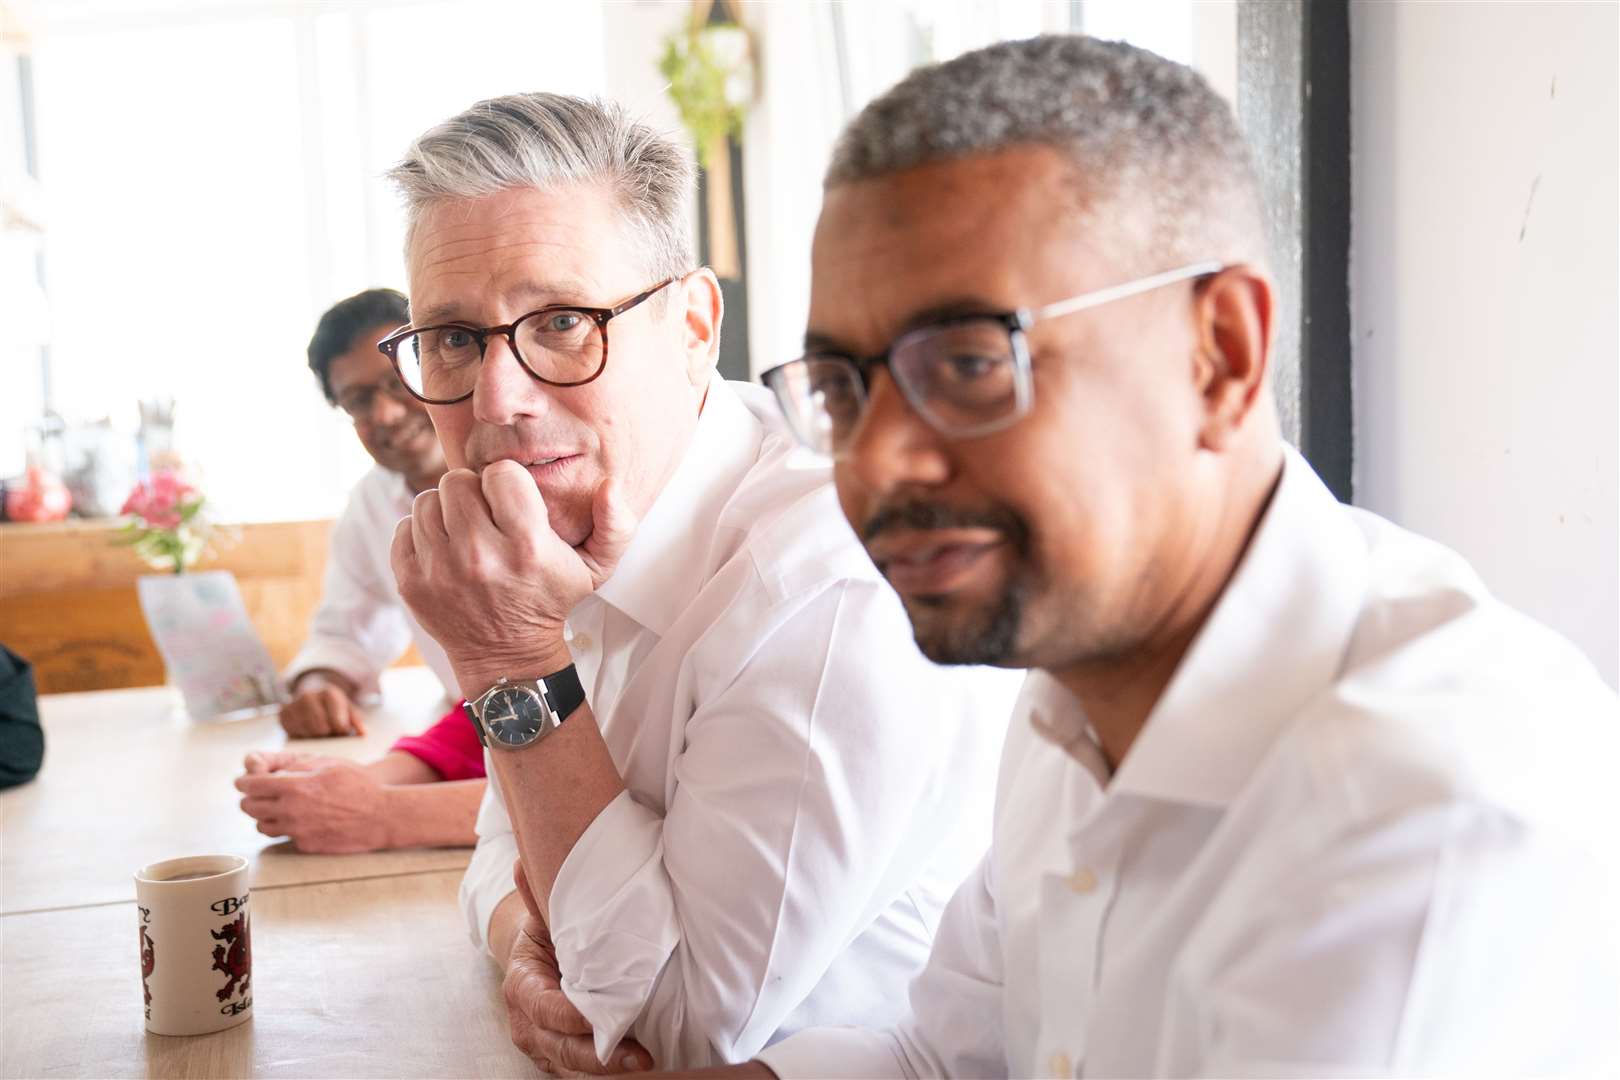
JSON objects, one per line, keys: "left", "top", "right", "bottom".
{"left": 460, "top": 756, "right": 517, "bottom": 953}
{"left": 392, "top": 705, "right": 487, "bottom": 781}
{"left": 548, "top": 578, "right": 1000, "bottom": 1068}
{"left": 284, "top": 494, "right": 412, "bottom": 701}
{"left": 758, "top": 851, "right": 1008, "bottom": 1079}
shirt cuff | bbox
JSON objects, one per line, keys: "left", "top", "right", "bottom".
{"left": 284, "top": 639, "right": 384, "bottom": 702}
{"left": 756, "top": 1027, "right": 913, "bottom": 1080}
{"left": 459, "top": 828, "right": 518, "bottom": 955}
{"left": 550, "top": 789, "right": 680, "bottom": 1065}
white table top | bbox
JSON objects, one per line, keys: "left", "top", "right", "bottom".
{"left": 1, "top": 668, "right": 535, "bottom": 1078}
{"left": 1, "top": 668, "right": 471, "bottom": 915}
{"left": 2, "top": 870, "right": 534, "bottom": 1078}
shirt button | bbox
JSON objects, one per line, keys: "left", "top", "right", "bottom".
{"left": 1067, "top": 867, "right": 1097, "bottom": 894}
{"left": 1048, "top": 1051, "right": 1073, "bottom": 1077}
{"left": 571, "top": 632, "right": 593, "bottom": 651}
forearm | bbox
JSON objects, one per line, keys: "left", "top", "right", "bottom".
{"left": 485, "top": 699, "right": 624, "bottom": 925}
{"left": 364, "top": 749, "right": 443, "bottom": 785}
{"left": 380, "top": 778, "right": 486, "bottom": 848}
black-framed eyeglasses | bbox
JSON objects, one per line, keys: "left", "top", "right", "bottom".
{"left": 760, "top": 261, "right": 1225, "bottom": 457}
{"left": 335, "top": 371, "right": 417, "bottom": 423}
{"left": 377, "top": 277, "right": 678, "bottom": 404}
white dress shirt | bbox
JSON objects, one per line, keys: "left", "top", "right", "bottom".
{"left": 760, "top": 446, "right": 1620, "bottom": 1079}
{"left": 285, "top": 465, "right": 456, "bottom": 700}
{"left": 460, "top": 377, "right": 1022, "bottom": 1067}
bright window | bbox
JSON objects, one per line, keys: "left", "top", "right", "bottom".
{"left": 30, "top": 1, "right": 606, "bottom": 520}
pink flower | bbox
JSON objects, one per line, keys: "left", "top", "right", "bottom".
{"left": 122, "top": 470, "right": 198, "bottom": 530}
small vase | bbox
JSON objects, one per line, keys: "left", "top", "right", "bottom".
{"left": 135, "top": 570, "right": 282, "bottom": 721}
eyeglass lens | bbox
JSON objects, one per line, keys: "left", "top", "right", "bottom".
{"left": 772, "top": 319, "right": 1023, "bottom": 454}
{"left": 392, "top": 310, "right": 604, "bottom": 401}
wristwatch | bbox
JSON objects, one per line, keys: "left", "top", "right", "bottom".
{"left": 462, "top": 666, "right": 585, "bottom": 750}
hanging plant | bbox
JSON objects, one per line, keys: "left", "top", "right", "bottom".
{"left": 659, "top": 22, "right": 752, "bottom": 173}
{"left": 659, "top": 4, "right": 754, "bottom": 280}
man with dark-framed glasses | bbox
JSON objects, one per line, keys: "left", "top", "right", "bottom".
{"left": 282, "top": 288, "right": 451, "bottom": 739}
{"left": 381, "top": 92, "right": 1020, "bottom": 1074}
{"left": 652, "top": 33, "right": 1617, "bottom": 1080}
{"left": 236, "top": 288, "right": 493, "bottom": 857}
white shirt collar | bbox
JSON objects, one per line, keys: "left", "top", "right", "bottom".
{"left": 1109, "top": 444, "right": 1371, "bottom": 807}
{"left": 592, "top": 374, "right": 764, "bottom": 637}
{"left": 1032, "top": 446, "right": 1372, "bottom": 808}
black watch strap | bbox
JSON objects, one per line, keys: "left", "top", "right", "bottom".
{"left": 462, "top": 697, "right": 488, "bottom": 746}
{"left": 539, "top": 664, "right": 585, "bottom": 724}
{"left": 461, "top": 665, "right": 586, "bottom": 749}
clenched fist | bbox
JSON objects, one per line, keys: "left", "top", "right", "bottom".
{"left": 390, "top": 461, "right": 633, "bottom": 698}
{"left": 279, "top": 671, "right": 366, "bottom": 738}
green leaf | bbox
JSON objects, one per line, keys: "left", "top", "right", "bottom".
{"left": 660, "top": 24, "right": 747, "bottom": 167}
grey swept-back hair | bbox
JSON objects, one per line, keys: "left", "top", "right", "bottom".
{"left": 387, "top": 92, "right": 694, "bottom": 285}
{"left": 827, "top": 35, "right": 1266, "bottom": 270}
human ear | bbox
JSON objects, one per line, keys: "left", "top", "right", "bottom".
{"left": 1190, "top": 265, "right": 1274, "bottom": 451}
{"left": 678, "top": 268, "right": 724, "bottom": 388}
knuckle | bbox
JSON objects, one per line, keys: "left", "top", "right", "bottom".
{"left": 501, "top": 973, "right": 523, "bottom": 1011}
{"left": 516, "top": 535, "right": 548, "bottom": 568}
{"left": 466, "top": 549, "right": 500, "bottom": 581}
{"left": 539, "top": 991, "right": 589, "bottom": 1035}
{"left": 503, "top": 971, "right": 541, "bottom": 1019}
{"left": 561, "top": 1037, "right": 603, "bottom": 1073}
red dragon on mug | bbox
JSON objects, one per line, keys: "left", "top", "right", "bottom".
{"left": 210, "top": 912, "right": 251, "bottom": 1002}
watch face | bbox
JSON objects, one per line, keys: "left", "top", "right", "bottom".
{"left": 483, "top": 685, "right": 549, "bottom": 748}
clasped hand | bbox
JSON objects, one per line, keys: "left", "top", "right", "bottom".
{"left": 506, "top": 861, "right": 653, "bottom": 1075}
{"left": 234, "top": 751, "right": 389, "bottom": 853}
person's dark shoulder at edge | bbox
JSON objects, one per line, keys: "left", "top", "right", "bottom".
{"left": 0, "top": 644, "right": 45, "bottom": 788}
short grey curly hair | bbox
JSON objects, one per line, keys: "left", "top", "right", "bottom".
{"left": 827, "top": 35, "right": 1266, "bottom": 269}
{"left": 387, "top": 92, "right": 694, "bottom": 284}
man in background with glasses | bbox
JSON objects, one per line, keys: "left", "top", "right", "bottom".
{"left": 382, "top": 92, "right": 1019, "bottom": 1075}
{"left": 279, "top": 288, "right": 450, "bottom": 737}
{"left": 235, "top": 288, "right": 491, "bottom": 855}
{"left": 680, "top": 34, "right": 1615, "bottom": 1080}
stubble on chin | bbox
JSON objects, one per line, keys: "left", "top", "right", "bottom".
{"left": 904, "top": 581, "right": 1028, "bottom": 668}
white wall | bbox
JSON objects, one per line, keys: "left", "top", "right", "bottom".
{"left": 736, "top": 0, "right": 1227, "bottom": 378}
{"left": 1350, "top": 0, "right": 1619, "bottom": 688}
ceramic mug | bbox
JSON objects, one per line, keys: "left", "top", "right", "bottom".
{"left": 133, "top": 854, "right": 253, "bottom": 1036}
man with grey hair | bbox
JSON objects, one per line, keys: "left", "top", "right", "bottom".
{"left": 380, "top": 91, "right": 1020, "bottom": 1074}
{"left": 649, "top": 33, "right": 1618, "bottom": 1079}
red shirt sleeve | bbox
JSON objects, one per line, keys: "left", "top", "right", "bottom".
{"left": 391, "top": 703, "right": 487, "bottom": 781}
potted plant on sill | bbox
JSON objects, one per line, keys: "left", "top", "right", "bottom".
{"left": 119, "top": 471, "right": 279, "bottom": 721}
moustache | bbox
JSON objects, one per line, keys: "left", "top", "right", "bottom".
{"left": 859, "top": 499, "right": 1028, "bottom": 549}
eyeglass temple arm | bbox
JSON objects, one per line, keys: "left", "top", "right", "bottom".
{"left": 1029, "top": 260, "right": 1227, "bottom": 324}
{"left": 608, "top": 277, "right": 677, "bottom": 317}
